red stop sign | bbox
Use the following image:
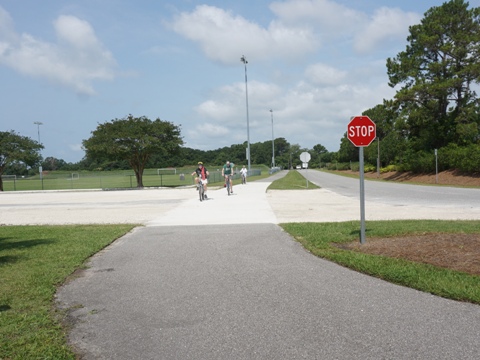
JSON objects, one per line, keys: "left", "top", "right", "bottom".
{"left": 347, "top": 116, "right": 376, "bottom": 147}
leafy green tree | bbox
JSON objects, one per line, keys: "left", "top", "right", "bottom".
{"left": 362, "top": 101, "right": 407, "bottom": 167}
{"left": 288, "top": 144, "right": 302, "bottom": 168}
{"left": 387, "top": 0, "right": 480, "bottom": 151}
{"left": 336, "top": 134, "right": 358, "bottom": 163}
{"left": 310, "top": 143, "right": 328, "bottom": 168}
{"left": 82, "top": 115, "right": 183, "bottom": 188}
{"left": 41, "top": 157, "right": 69, "bottom": 171}
{"left": 0, "top": 130, "right": 43, "bottom": 191}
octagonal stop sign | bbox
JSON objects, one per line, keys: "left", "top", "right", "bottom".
{"left": 347, "top": 116, "right": 376, "bottom": 147}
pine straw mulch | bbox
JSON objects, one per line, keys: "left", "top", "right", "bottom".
{"left": 338, "top": 233, "right": 480, "bottom": 276}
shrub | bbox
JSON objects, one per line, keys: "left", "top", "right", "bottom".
{"left": 380, "top": 164, "right": 397, "bottom": 173}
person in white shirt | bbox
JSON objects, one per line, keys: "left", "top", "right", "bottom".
{"left": 240, "top": 165, "right": 247, "bottom": 184}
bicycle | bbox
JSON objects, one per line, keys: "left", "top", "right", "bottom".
{"left": 225, "top": 175, "right": 232, "bottom": 196}
{"left": 197, "top": 178, "right": 206, "bottom": 201}
{"left": 241, "top": 173, "right": 246, "bottom": 185}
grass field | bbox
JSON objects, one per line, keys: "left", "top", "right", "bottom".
{"left": 2, "top": 165, "right": 270, "bottom": 191}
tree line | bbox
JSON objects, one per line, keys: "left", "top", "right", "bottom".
{"left": 2, "top": 0, "right": 480, "bottom": 189}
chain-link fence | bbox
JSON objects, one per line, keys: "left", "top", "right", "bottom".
{"left": 1, "top": 169, "right": 263, "bottom": 191}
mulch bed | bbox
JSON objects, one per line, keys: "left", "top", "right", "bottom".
{"left": 339, "top": 233, "right": 480, "bottom": 276}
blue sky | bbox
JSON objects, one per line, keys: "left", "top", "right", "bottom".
{"left": 1, "top": 0, "right": 477, "bottom": 163}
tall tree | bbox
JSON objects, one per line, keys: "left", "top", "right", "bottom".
{"left": 82, "top": 115, "right": 183, "bottom": 188}
{"left": 311, "top": 144, "right": 328, "bottom": 167}
{"left": 387, "top": 0, "right": 480, "bottom": 150}
{"left": 0, "top": 131, "right": 43, "bottom": 191}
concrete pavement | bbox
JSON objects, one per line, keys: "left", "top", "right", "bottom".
{"left": 3, "top": 170, "right": 479, "bottom": 226}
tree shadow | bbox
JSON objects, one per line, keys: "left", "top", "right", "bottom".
{"left": 0, "top": 304, "right": 11, "bottom": 312}
{"left": 0, "top": 255, "right": 20, "bottom": 265}
{"left": 0, "top": 237, "right": 55, "bottom": 252}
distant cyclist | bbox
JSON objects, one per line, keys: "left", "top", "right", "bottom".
{"left": 222, "top": 160, "right": 234, "bottom": 193}
{"left": 191, "top": 162, "right": 209, "bottom": 199}
{"left": 240, "top": 165, "right": 247, "bottom": 184}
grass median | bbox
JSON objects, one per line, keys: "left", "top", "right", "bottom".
{"left": 0, "top": 224, "right": 136, "bottom": 359}
{"left": 267, "top": 169, "right": 318, "bottom": 190}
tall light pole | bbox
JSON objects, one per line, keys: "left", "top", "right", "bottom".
{"left": 270, "top": 109, "right": 275, "bottom": 168}
{"left": 33, "top": 121, "right": 43, "bottom": 143}
{"left": 240, "top": 55, "right": 251, "bottom": 172}
{"left": 33, "top": 121, "right": 43, "bottom": 181}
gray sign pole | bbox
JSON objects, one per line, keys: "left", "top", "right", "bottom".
{"left": 359, "top": 147, "right": 366, "bottom": 244}
{"left": 300, "top": 152, "right": 311, "bottom": 189}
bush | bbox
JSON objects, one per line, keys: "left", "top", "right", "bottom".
{"left": 436, "top": 144, "right": 480, "bottom": 173}
{"left": 327, "top": 162, "right": 351, "bottom": 170}
{"left": 380, "top": 164, "right": 397, "bottom": 173}
{"left": 402, "top": 150, "right": 435, "bottom": 173}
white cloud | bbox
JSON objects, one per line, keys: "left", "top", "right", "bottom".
{"left": 304, "top": 63, "right": 347, "bottom": 86}
{"left": 169, "top": 5, "right": 318, "bottom": 64}
{"left": 270, "top": 0, "right": 366, "bottom": 33}
{"left": 195, "top": 100, "right": 237, "bottom": 121}
{"left": 0, "top": 7, "right": 116, "bottom": 95}
{"left": 353, "top": 7, "right": 421, "bottom": 54}
{"left": 270, "top": 0, "right": 420, "bottom": 54}
{"left": 189, "top": 122, "right": 230, "bottom": 141}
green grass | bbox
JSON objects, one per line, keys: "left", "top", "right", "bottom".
{"left": 0, "top": 224, "right": 136, "bottom": 359}
{"left": 267, "top": 169, "right": 318, "bottom": 190}
{"left": 280, "top": 220, "right": 480, "bottom": 304}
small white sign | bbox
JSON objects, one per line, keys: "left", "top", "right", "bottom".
{"left": 300, "top": 152, "right": 311, "bottom": 163}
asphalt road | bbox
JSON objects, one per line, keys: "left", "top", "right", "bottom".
{"left": 300, "top": 169, "right": 480, "bottom": 207}
{"left": 52, "top": 171, "right": 480, "bottom": 359}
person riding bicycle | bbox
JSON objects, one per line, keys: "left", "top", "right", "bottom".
{"left": 222, "top": 160, "right": 234, "bottom": 193}
{"left": 191, "top": 162, "right": 209, "bottom": 199}
{"left": 240, "top": 165, "right": 247, "bottom": 184}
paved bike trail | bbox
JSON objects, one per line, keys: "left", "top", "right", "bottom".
{"left": 56, "top": 173, "right": 480, "bottom": 359}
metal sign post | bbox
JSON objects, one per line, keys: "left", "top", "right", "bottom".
{"left": 347, "top": 116, "right": 376, "bottom": 245}
{"left": 300, "top": 152, "right": 311, "bottom": 188}
{"left": 359, "top": 147, "right": 366, "bottom": 244}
